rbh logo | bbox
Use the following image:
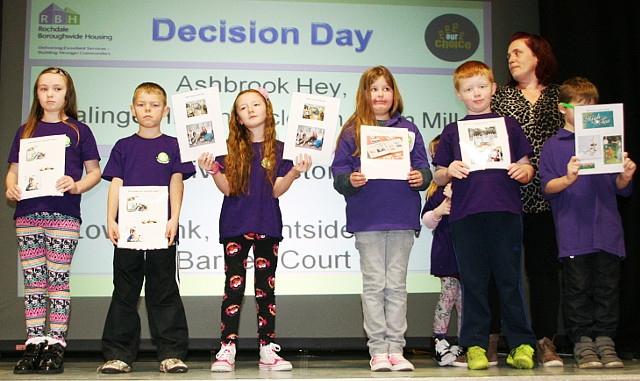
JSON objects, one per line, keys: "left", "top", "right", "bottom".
{"left": 39, "top": 3, "right": 80, "bottom": 25}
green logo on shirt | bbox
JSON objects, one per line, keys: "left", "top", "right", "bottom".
{"left": 157, "top": 152, "right": 170, "bottom": 164}
{"left": 64, "top": 135, "right": 71, "bottom": 147}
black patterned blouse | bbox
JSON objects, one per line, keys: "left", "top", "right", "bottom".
{"left": 491, "top": 84, "right": 564, "bottom": 214}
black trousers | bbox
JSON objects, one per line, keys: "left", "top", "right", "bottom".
{"left": 101, "top": 245, "right": 189, "bottom": 364}
{"left": 562, "top": 252, "right": 620, "bottom": 344}
{"left": 522, "top": 211, "right": 561, "bottom": 340}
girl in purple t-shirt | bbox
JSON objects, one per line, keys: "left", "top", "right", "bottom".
{"left": 5, "top": 67, "right": 101, "bottom": 374}
{"left": 198, "top": 88, "right": 311, "bottom": 372}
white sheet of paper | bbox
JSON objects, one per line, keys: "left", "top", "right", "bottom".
{"left": 574, "top": 103, "right": 624, "bottom": 175}
{"left": 172, "top": 86, "right": 227, "bottom": 162}
{"left": 283, "top": 92, "right": 341, "bottom": 166}
{"left": 457, "top": 117, "right": 511, "bottom": 171}
{"left": 118, "top": 186, "right": 169, "bottom": 250}
{"left": 360, "top": 126, "right": 410, "bottom": 180}
{"left": 18, "top": 134, "right": 66, "bottom": 200}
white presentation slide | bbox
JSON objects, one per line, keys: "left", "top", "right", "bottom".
{"left": 23, "top": 0, "right": 490, "bottom": 296}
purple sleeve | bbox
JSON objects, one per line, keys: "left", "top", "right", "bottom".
{"left": 331, "top": 128, "right": 359, "bottom": 176}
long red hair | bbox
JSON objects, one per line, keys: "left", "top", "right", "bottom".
{"left": 225, "top": 89, "right": 277, "bottom": 196}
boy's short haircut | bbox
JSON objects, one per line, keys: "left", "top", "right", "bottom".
{"left": 132, "top": 82, "right": 167, "bottom": 106}
{"left": 558, "top": 76, "right": 599, "bottom": 104}
{"left": 453, "top": 60, "right": 494, "bottom": 90}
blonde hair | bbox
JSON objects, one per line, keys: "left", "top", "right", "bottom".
{"left": 336, "top": 66, "right": 404, "bottom": 156}
{"left": 225, "top": 89, "right": 277, "bottom": 196}
{"left": 23, "top": 67, "right": 79, "bottom": 142}
{"left": 558, "top": 76, "right": 599, "bottom": 104}
{"left": 425, "top": 135, "right": 441, "bottom": 200}
{"left": 453, "top": 61, "right": 494, "bottom": 91}
{"left": 132, "top": 82, "right": 167, "bottom": 106}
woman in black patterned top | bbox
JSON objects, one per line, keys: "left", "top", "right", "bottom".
{"left": 491, "top": 31, "right": 565, "bottom": 367}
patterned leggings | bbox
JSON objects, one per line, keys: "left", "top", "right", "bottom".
{"left": 16, "top": 212, "right": 80, "bottom": 342}
{"left": 433, "top": 276, "right": 463, "bottom": 336}
{"left": 220, "top": 233, "right": 280, "bottom": 346}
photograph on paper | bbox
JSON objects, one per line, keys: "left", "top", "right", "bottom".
{"left": 283, "top": 92, "right": 341, "bottom": 165}
{"left": 294, "top": 125, "right": 325, "bottom": 151}
{"left": 18, "top": 134, "right": 66, "bottom": 200}
{"left": 118, "top": 186, "right": 168, "bottom": 250}
{"left": 457, "top": 117, "right": 511, "bottom": 171}
{"left": 574, "top": 103, "right": 624, "bottom": 174}
{"left": 172, "top": 86, "right": 227, "bottom": 162}
{"left": 360, "top": 125, "right": 410, "bottom": 180}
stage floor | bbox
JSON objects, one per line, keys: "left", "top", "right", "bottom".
{"left": 1, "top": 350, "right": 639, "bottom": 380}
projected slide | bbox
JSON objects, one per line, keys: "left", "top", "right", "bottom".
{"left": 24, "top": 0, "right": 490, "bottom": 296}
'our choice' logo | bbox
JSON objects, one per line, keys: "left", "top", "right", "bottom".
{"left": 39, "top": 3, "right": 80, "bottom": 25}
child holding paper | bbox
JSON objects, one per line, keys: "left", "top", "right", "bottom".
{"left": 421, "top": 135, "right": 463, "bottom": 367}
{"left": 331, "top": 66, "right": 431, "bottom": 371}
{"left": 6, "top": 67, "right": 101, "bottom": 375}
{"left": 198, "top": 88, "right": 311, "bottom": 372}
{"left": 97, "top": 82, "right": 195, "bottom": 374}
{"left": 433, "top": 61, "right": 537, "bottom": 370}
{"left": 539, "top": 76, "right": 635, "bottom": 369}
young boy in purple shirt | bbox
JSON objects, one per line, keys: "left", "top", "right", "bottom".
{"left": 97, "top": 83, "right": 195, "bottom": 374}
{"left": 538, "top": 76, "right": 636, "bottom": 369}
{"left": 433, "top": 61, "right": 537, "bottom": 370}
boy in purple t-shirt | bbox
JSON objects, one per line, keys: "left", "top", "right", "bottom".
{"left": 539, "top": 77, "right": 635, "bottom": 369}
{"left": 433, "top": 61, "right": 536, "bottom": 370}
{"left": 97, "top": 83, "right": 195, "bottom": 374}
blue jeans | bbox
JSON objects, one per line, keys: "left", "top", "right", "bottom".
{"left": 355, "top": 230, "right": 414, "bottom": 356}
{"left": 450, "top": 212, "right": 536, "bottom": 350}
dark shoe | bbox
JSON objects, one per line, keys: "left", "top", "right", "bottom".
{"left": 432, "top": 337, "right": 457, "bottom": 366}
{"left": 13, "top": 342, "right": 46, "bottom": 374}
{"left": 38, "top": 343, "right": 65, "bottom": 374}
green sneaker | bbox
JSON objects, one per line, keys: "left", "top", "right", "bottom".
{"left": 507, "top": 344, "right": 535, "bottom": 369}
{"left": 467, "top": 346, "right": 489, "bottom": 370}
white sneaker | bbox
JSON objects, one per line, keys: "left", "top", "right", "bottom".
{"left": 259, "top": 343, "right": 292, "bottom": 371}
{"left": 159, "top": 358, "right": 188, "bottom": 373}
{"left": 97, "top": 359, "right": 131, "bottom": 374}
{"left": 211, "top": 342, "right": 236, "bottom": 372}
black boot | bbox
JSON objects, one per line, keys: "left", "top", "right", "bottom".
{"left": 13, "top": 342, "right": 46, "bottom": 374}
{"left": 38, "top": 343, "right": 65, "bottom": 374}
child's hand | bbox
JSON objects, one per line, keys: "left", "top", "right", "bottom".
{"left": 566, "top": 156, "right": 580, "bottom": 184}
{"left": 293, "top": 153, "right": 312, "bottom": 173}
{"left": 197, "top": 152, "right": 216, "bottom": 171}
{"left": 621, "top": 153, "right": 636, "bottom": 181}
{"left": 435, "top": 197, "right": 451, "bottom": 218}
{"left": 6, "top": 183, "right": 22, "bottom": 201}
{"left": 107, "top": 220, "right": 119, "bottom": 246}
{"left": 350, "top": 171, "right": 367, "bottom": 188}
{"left": 407, "top": 168, "right": 423, "bottom": 188}
{"left": 56, "top": 175, "right": 77, "bottom": 194}
{"left": 507, "top": 163, "right": 531, "bottom": 183}
{"left": 447, "top": 160, "right": 470, "bottom": 179}
{"left": 166, "top": 218, "right": 179, "bottom": 246}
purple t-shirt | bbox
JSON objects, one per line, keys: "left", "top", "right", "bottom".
{"left": 331, "top": 112, "right": 430, "bottom": 232}
{"left": 421, "top": 187, "right": 458, "bottom": 277}
{"left": 215, "top": 141, "right": 293, "bottom": 242}
{"left": 8, "top": 119, "right": 100, "bottom": 221}
{"left": 433, "top": 113, "right": 533, "bottom": 223}
{"left": 539, "top": 128, "right": 631, "bottom": 258}
{"left": 102, "top": 134, "right": 196, "bottom": 216}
